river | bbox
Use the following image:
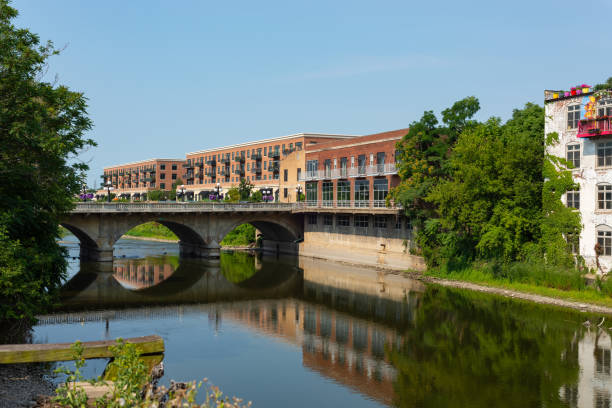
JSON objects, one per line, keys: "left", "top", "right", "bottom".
{"left": 32, "top": 235, "right": 612, "bottom": 407}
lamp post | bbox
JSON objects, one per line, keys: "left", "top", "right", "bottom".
{"left": 295, "top": 184, "right": 302, "bottom": 202}
{"left": 81, "top": 184, "right": 87, "bottom": 202}
{"left": 178, "top": 184, "right": 186, "bottom": 202}
{"left": 216, "top": 183, "right": 221, "bottom": 201}
{"left": 105, "top": 181, "right": 114, "bottom": 203}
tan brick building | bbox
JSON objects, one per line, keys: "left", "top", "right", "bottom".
{"left": 302, "top": 129, "right": 407, "bottom": 208}
{"left": 99, "top": 158, "right": 186, "bottom": 200}
{"left": 184, "top": 133, "right": 356, "bottom": 202}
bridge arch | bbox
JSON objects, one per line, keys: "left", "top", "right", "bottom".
{"left": 60, "top": 222, "right": 105, "bottom": 261}
{"left": 218, "top": 215, "right": 303, "bottom": 255}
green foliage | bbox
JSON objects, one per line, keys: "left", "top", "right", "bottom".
{"left": 99, "top": 339, "right": 149, "bottom": 407}
{"left": 224, "top": 187, "right": 241, "bottom": 203}
{"left": 220, "top": 223, "right": 256, "bottom": 246}
{"left": 0, "top": 1, "right": 95, "bottom": 324}
{"left": 53, "top": 341, "right": 89, "bottom": 407}
{"left": 593, "top": 76, "right": 612, "bottom": 91}
{"left": 146, "top": 189, "right": 169, "bottom": 201}
{"left": 124, "top": 222, "right": 179, "bottom": 241}
{"left": 250, "top": 190, "right": 263, "bottom": 202}
{"left": 219, "top": 251, "right": 257, "bottom": 283}
{"left": 237, "top": 178, "right": 254, "bottom": 201}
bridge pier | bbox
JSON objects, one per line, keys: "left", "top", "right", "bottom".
{"left": 80, "top": 245, "right": 114, "bottom": 263}
{"left": 262, "top": 240, "right": 299, "bottom": 255}
{"left": 179, "top": 241, "right": 220, "bottom": 259}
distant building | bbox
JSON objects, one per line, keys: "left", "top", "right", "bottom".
{"left": 545, "top": 85, "right": 612, "bottom": 273}
{"left": 302, "top": 129, "right": 407, "bottom": 208}
{"left": 98, "top": 158, "right": 186, "bottom": 200}
{"left": 184, "top": 133, "right": 356, "bottom": 202}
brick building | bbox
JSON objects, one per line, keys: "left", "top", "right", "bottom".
{"left": 545, "top": 84, "right": 612, "bottom": 273}
{"left": 184, "top": 133, "right": 356, "bottom": 202}
{"left": 301, "top": 129, "right": 407, "bottom": 208}
{"left": 99, "top": 158, "right": 186, "bottom": 200}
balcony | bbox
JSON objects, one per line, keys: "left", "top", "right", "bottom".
{"left": 219, "top": 156, "right": 231, "bottom": 164}
{"left": 268, "top": 163, "right": 280, "bottom": 172}
{"left": 283, "top": 147, "right": 294, "bottom": 155}
{"left": 234, "top": 155, "right": 245, "bottom": 163}
{"left": 251, "top": 152, "right": 262, "bottom": 160}
{"left": 206, "top": 159, "right": 216, "bottom": 165}
{"left": 234, "top": 168, "right": 245, "bottom": 175}
{"left": 578, "top": 116, "right": 612, "bottom": 138}
{"left": 268, "top": 150, "right": 280, "bottom": 158}
{"left": 183, "top": 163, "right": 194, "bottom": 169}
{"left": 252, "top": 165, "right": 262, "bottom": 173}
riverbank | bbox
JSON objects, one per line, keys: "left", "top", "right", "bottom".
{"left": 0, "top": 363, "right": 54, "bottom": 408}
{"left": 400, "top": 270, "right": 612, "bottom": 315}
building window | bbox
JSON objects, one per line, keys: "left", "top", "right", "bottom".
{"left": 323, "top": 214, "right": 333, "bottom": 226}
{"left": 355, "top": 215, "right": 369, "bottom": 228}
{"left": 597, "top": 142, "right": 612, "bottom": 167}
{"left": 337, "top": 215, "right": 350, "bottom": 227}
{"left": 355, "top": 180, "right": 369, "bottom": 207}
{"left": 160, "top": 183, "right": 165, "bottom": 189}
{"left": 598, "top": 184, "right": 612, "bottom": 209}
{"left": 566, "top": 191, "right": 579, "bottom": 209}
{"left": 307, "top": 214, "right": 317, "bottom": 225}
{"left": 283, "top": 188, "right": 287, "bottom": 198}
{"left": 322, "top": 182, "right": 333, "bottom": 206}
{"left": 172, "top": 164, "right": 177, "bottom": 171}
{"left": 297, "top": 168, "right": 301, "bottom": 181}
{"left": 284, "top": 169, "right": 288, "bottom": 182}
{"left": 160, "top": 173, "right": 166, "bottom": 179}
{"left": 395, "top": 218, "right": 402, "bottom": 229}
{"left": 160, "top": 164, "right": 166, "bottom": 170}
{"left": 171, "top": 173, "right": 177, "bottom": 180}
{"left": 567, "top": 105, "right": 580, "bottom": 130}
{"left": 566, "top": 144, "right": 580, "bottom": 168}
{"left": 357, "top": 155, "right": 366, "bottom": 175}
{"left": 598, "top": 97, "right": 612, "bottom": 117}
{"left": 373, "top": 179, "right": 388, "bottom": 207}
{"left": 337, "top": 180, "right": 350, "bottom": 206}
{"left": 306, "top": 182, "right": 317, "bottom": 204}
{"left": 566, "top": 233, "right": 579, "bottom": 255}
{"left": 598, "top": 227, "right": 612, "bottom": 256}
{"left": 340, "top": 157, "right": 348, "bottom": 178}
{"left": 374, "top": 216, "right": 387, "bottom": 229}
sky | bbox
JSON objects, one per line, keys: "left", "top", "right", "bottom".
{"left": 12, "top": 0, "right": 612, "bottom": 188}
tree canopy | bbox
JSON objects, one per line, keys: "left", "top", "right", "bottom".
{"left": 0, "top": 0, "right": 95, "bottom": 325}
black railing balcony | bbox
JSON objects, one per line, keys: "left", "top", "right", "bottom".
{"left": 206, "top": 159, "right": 216, "bottom": 165}
{"left": 251, "top": 152, "right": 262, "bottom": 160}
{"left": 186, "top": 173, "right": 194, "bottom": 180}
{"left": 219, "top": 156, "right": 231, "bottom": 164}
{"left": 283, "top": 148, "right": 294, "bottom": 155}
{"left": 234, "top": 155, "right": 245, "bottom": 162}
{"left": 268, "top": 165, "right": 280, "bottom": 172}
{"left": 183, "top": 163, "right": 194, "bottom": 169}
{"left": 234, "top": 168, "right": 245, "bottom": 175}
{"left": 268, "top": 150, "right": 280, "bottom": 158}
{"left": 252, "top": 166, "right": 262, "bottom": 173}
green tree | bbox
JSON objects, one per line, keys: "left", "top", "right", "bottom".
{"left": 237, "top": 178, "right": 254, "bottom": 201}
{"left": 594, "top": 77, "right": 612, "bottom": 91}
{"left": 0, "top": 1, "right": 95, "bottom": 325}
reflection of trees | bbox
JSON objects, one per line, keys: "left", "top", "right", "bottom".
{"left": 388, "top": 286, "right": 582, "bottom": 408}
{"left": 219, "top": 251, "right": 257, "bottom": 283}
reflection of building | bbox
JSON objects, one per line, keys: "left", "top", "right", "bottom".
{"left": 183, "top": 133, "right": 356, "bottom": 202}
{"left": 545, "top": 85, "right": 612, "bottom": 272}
{"left": 98, "top": 158, "right": 186, "bottom": 200}
{"left": 113, "top": 258, "right": 176, "bottom": 289}
{"left": 563, "top": 329, "right": 612, "bottom": 407}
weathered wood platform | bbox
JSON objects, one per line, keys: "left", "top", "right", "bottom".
{"left": 0, "top": 335, "right": 164, "bottom": 364}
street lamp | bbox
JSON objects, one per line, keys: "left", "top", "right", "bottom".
{"left": 178, "top": 184, "right": 186, "bottom": 202}
{"left": 216, "top": 183, "right": 221, "bottom": 201}
{"left": 81, "top": 184, "right": 88, "bottom": 202}
{"left": 105, "top": 181, "right": 114, "bottom": 203}
{"left": 295, "top": 184, "right": 302, "bottom": 202}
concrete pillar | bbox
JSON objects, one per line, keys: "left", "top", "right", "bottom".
{"left": 80, "top": 244, "right": 113, "bottom": 262}
{"left": 179, "top": 241, "right": 220, "bottom": 258}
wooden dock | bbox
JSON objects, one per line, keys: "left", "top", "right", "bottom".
{"left": 0, "top": 335, "right": 164, "bottom": 364}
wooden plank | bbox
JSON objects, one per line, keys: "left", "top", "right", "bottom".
{"left": 0, "top": 335, "right": 164, "bottom": 364}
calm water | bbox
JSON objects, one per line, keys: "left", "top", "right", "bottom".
{"left": 34, "top": 235, "right": 612, "bottom": 407}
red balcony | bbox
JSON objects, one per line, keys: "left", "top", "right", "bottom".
{"left": 578, "top": 116, "right": 612, "bottom": 138}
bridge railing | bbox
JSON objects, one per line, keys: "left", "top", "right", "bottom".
{"left": 295, "top": 200, "right": 401, "bottom": 210}
{"left": 71, "top": 202, "right": 297, "bottom": 212}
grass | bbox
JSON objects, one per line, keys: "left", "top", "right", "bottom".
{"left": 423, "top": 263, "right": 612, "bottom": 308}
{"left": 123, "top": 222, "right": 178, "bottom": 241}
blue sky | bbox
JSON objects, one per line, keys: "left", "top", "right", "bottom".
{"left": 13, "top": 0, "right": 612, "bottom": 187}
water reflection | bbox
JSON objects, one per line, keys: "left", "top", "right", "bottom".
{"left": 113, "top": 255, "right": 179, "bottom": 290}
{"left": 42, "top": 239, "right": 612, "bottom": 408}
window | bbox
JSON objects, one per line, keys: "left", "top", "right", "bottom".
{"left": 599, "top": 184, "right": 612, "bottom": 209}
{"left": 307, "top": 214, "right": 317, "bottom": 225}
{"left": 324, "top": 159, "right": 332, "bottom": 178}
{"left": 567, "top": 105, "right": 580, "bottom": 129}
{"left": 566, "top": 191, "right": 579, "bottom": 209}
{"left": 283, "top": 188, "right": 287, "bottom": 198}
{"left": 172, "top": 173, "right": 177, "bottom": 180}
{"left": 284, "top": 169, "right": 288, "bottom": 182}
{"left": 598, "top": 97, "right": 612, "bottom": 117}
{"left": 337, "top": 180, "right": 350, "bottom": 206}
{"left": 566, "top": 233, "right": 579, "bottom": 254}
{"left": 373, "top": 179, "right": 388, "bottom": 207}
{"left": 598, "top": 227, "right": 612, "bottom": 256}
{"left": 355, "top": 215, "right": 369, "bottom": 228}
{"left": 323, "top": 214, "right": 333, "bottom": 226}
{"left": 322, "top": 182, "right": 333, "bottom": 206}
{"left": 160, "top": 164, "right": 166, "bottom": 170}
{"left": 307, "top": 160, "right": 318, "bottom": 178}
{"left": 374, "top": 216, "right": 387, "bottom": 229}
{"left": 172, "top": 164, "right": 177, "bottom": 171}
{"left": 337, "top": 215, "right": 350, "bottom": 226}
{"left": 340, "top": 157, "right": 348, "bottom": 178}
{"left": 357, "top": 155, "right": 366, "bottom": 175}
{"left": 598, "top": 142, "right": 612, "bottom": 167}
{"left": 355, "top": 180, "right": 369, "bottom": 206}
{"left": 160, "top": 173, "right": 166, "bottom": 179}
{"left": 306, "top": 182, "right": 317, "bottom": 204}
{"left": 566, "top": 144, "right": 580, "bottom": 168}
{"left": 160, "top": 183, "right": 165, "bottom": 189}
{"left": 297, "top": 168, "right": 302, "bottom": 181}
{"left": 395, "top": 218, "right": 402, "bottom": 229}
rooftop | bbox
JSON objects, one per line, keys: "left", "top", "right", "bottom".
{"left": 306, "top": 128, "right": 409, "bottom": 153}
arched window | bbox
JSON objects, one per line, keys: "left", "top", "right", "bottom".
{"left": 597, "top": 225, "right": 612, "bottom": 256}
{"left": 598, "top": 183, "right": 612, "bottom": 210}
{"left": 566, "top": 143, "right": 580, "bottom": 168}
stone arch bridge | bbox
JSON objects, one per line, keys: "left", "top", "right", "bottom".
{"left": 62, "top": 203, "right": 304, "bottom": 262}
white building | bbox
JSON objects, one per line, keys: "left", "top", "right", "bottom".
{"left": 545, "top": 85, "right": 612, "bottom": 273}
